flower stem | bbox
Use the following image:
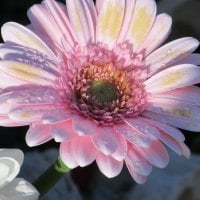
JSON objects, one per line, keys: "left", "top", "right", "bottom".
{"left": 33, "top": 157, "right": 70, "bottom": 198}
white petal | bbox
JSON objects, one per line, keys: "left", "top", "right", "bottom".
{"left": 0, "top": 149, "right": 24, "bottom": 166}
{"left": 0, "top": 178, "right": 39, "bottom": 200}
{"left": 0, "top": 157, "right": 20, "bottom": 188}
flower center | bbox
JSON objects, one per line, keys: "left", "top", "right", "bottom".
{"left": 89, "top": 80, "right": 118, "bottom": 105}
{"left": 64, "top": 43, "right": 148, "bottom": 125}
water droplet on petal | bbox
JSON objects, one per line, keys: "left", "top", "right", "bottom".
{"left": 134, "top": 161, "right": 141, "bottom": 169}
{"left": 167, "top": 49, "right": 172, "bottom": 55}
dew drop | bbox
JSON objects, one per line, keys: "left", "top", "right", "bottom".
{"left": 166, "top": 49, "right": 172, "bottom": 55}
{"left": 134, "top": 161, "right": 141, "bottom": 169}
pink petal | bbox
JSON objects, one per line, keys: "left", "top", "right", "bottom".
{"left": 141, "top": 117, "right": 185, "bottom": 142}
{"left": 43, "top": 0, "right": 76, "bottom": 46}
{"left": 1, "top": 22, "right": 56, "bottom": 58}
{"left": 0, "top": 116, "right": 26, "bottom": 127}
{"left": 60, "top": 140, "right": 79, "bottom": 169}
{"left": 146, "top": 98, "right": 200, "bottom": 122}
{"left": 125, "top": 0, "right": 156, "bottom": 51}
{"left": 125, "top": 144, "right": 152, "bottom": 176}
{"left": 145, "top": 64, "right": 200, "bottom": 94}
{"left": 159, "top": 131, "right": 182, "bottom": 155}
{"left": 96, "top": 0, "right": 125, "bottom": 48}
{"left": 26, "top": 123, "right": 52, "bottom": 147}
{"left": 143, "top": 110, "right": 200, "bottom": 132}
{"left": 9, "top": 107, "right": 42, "bottom": 123}
{"left": 72, "top": 116, "right": 97, "bottom": 136}
{"left": 134, "top": 140, "right": 169, "bottom": 168}
{"left": 95, "top": 0, "right": 104, "bottom": 13}
{"left": 173, "top": 53, "right": 200, "bottom": 66}
{"left": 115, "top": 123, "right": 152, "bottom": 148}
{"left": 178, "top": 142, "right": 191, "bottom": 158}
{"left": 125, "top": 162, "right": 147, "bottom": 184}
{"left": 9, "top": 105, "right": 61, "bottom": 123}
{"left": 51, "top": 120, "right": 76, "bottom": 142}
{"left": 28, "top": 1, "right": 76, "bottom": 50}
{"left": 91, "top": 126, "right": 118, "bottom": 155}
{"left": 152, "top": 86, "right": 200, "bottom": 106}
{"left": 124, "top": 118, "right": 160, "bottom": 140}
{"left": 71, "top": 136, "right": 97, "bottom": 167}
{"left": 66, "top": 0, "right": 96, "bottom": 46}
{"left": 96, "top": 152, "right": 123, "bottom": 178}
{"left": 0, "top": 101, "right": 12, "bottom": 115}
{"left": 111, "top": 133, "right": 127, "bottom": 161}
{"left": 42, "top": 109, "right": 73, "bottom": 124}
{"left": 117, "top": 0, "right": 136, "bottom": 43}
{"left": 0, "top": 71, "right": 27, "bottom": 89}
{"left": 0, "top": 44, "right": 59, "bottom": 73}
{"left": 0, "top": 61, "right": 57, "bottom": 86}
{"left": 145, "top": 37, "right": 199, "bottom": 76}
{"left": 0, "top": 86, "right": 63, "bottom": 105}
{"left": 137, "top": 13, "right": 172, "bottom": 55}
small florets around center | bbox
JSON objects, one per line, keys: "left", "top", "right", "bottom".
{"left": 89, "top": 80, "right": 118, "bottom": 105}
{"left": 65, "top": 43, "right": 148, "bottom": 125}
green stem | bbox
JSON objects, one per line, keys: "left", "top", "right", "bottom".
{"left": 33, "top": 157, "right": 70, "bottom": 199}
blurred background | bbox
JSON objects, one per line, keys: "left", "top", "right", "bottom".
{"left": 0, "top": 0, "right": 199, "bottom": 200}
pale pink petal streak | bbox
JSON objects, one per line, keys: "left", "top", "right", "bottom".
{"left": 95, "top": 0, "right": 103, "bottom": 13}
{"left": 96, "top": 152, "right": 123, "bottom": 178}
{"left": 60, "top": 140, "right": 79, "bottom": 169}
{"left": 28, "top": 1, "right": 76, "bottom": 50}
{"left": 125, "top": 0, "right": 156, "bottom": 51}
{"left": 141, "top": 117, "right": 185, "bottom": 142}
{"left": 51, "top": 120, "right": 76, "bottom": 142}
{"left": 66, "top": 0, "right": 96, "bottom": 46}
{"left": 72, "top": 116, "right": 97, "bottom": 136}
{"left": 146, "top": 98, "right": 200, "bottom": 127}
{"left": 173, "top": 53, "right": 200, "bottom": 66}
{"left": 26, "top": 123, "right": 52, "bottom": 147}
{"left": 42, "top": 109, "right": 73, "bottom": 124}
{"left": 111, "top": 133, "right": 127, "bottom": 161}
{"left": 117, "top": 0, "right": 136, "bottom": 43}
{"left": 143, "top": 110, "right": 200, "bottom": 132}
{"left": 145, "top": 37, "right": 199, "bottom": 76}
{"left": 125, "top": 145, "right": 152, "bottom": 176}
{"left": 91, "top": 126, "right": 118, "bottom": 155}
{"left": 0, "top": 60, "right": 58, "bottom": 86}
{"left": 151, "top": 86, "right": 200, "bottom": 106}
{"left": 96, "top": 0, "right": 126, "bottom": 48}
{"left": 145, "top": 64, "right": 200, "bottom": 94}
{"left": 137, "top": 13, "right": 172, "bottom": 55}
{"left": 71, "top": 136, "right": 97, "bottom": 167}
{"left": 115, "top": 123, "right": 153, "bottom": 148}
{"left": 134, "top": 140, "right": 169, "bottom": 168}
{"left": 1, "top": 22, "right": 56, "bottom": 58}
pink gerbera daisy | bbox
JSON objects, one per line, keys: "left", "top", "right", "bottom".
{"left": 0, "top": 0, "right": 200, "bottom": 183}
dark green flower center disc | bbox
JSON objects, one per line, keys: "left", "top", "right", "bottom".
{"left": 89, "top": 80, "right": 118, "bottom": 105}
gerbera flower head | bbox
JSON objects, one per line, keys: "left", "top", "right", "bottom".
{"left": 0, "top": 0, "right": 200, "bottom": 183}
